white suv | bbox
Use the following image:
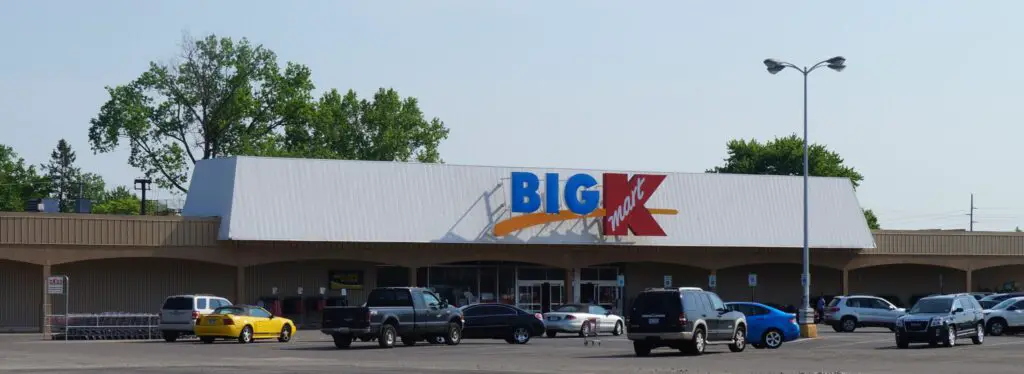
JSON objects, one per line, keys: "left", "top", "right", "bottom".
{"left": 983, "top": 296, "right": 1024, "bottom": 336}
{"left": 823, "top": 295, "right": 906, "bottom": 332}
{"left": 159, "top": 294, "right": 232, "bottom": 342}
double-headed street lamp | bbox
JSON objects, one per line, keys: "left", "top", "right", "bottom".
{"left": 762, "top": 56, "right": 846, "bottom": 333}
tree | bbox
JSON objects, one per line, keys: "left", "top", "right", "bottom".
{"left": 0, "top": 144, "right": 50, "bottom": 211}
{"left": 78, "top": 172, "right": 106, "bottom": 201}
{"left": 89, "top": 33, "right": 450, "bottom": 194}
{"left": 707, "top": 134, "right": 879, "bottom": 229}
{"left": 92, "top": 186, "right": 144, "bottom": 215}
{"left": 42, "top": 139, "right": 81, "bottom": 212}
{"left": 284, "top": 88, "right": 449, "bottom": 162}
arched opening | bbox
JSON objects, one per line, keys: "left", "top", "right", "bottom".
{"left": 0, "top": 259, "right": 42, "bottom": 332}
{"left": 849, "top": 264, "right": 965, "bottom": 308}
{"left": 717, "top": 263, "right": 841, "bottom": 310}
{"left": 51, "top": 258, "right": 235, "bottom": 315}
{"left": 414, "top": 261, "right": 562, "bottom": 313}
{"left": 973, "top": 264, "right": 1024, "bottom": 293}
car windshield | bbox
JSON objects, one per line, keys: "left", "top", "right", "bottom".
{"left": 554, "top": 304, "right": 587, "bottom": 313}
{"left": 213, "top": 306, "right": 246, "bottom": 315}
{"left": 909, "top": 298, "right": 953, "bottom": 314}
{"left": 990, "top": 299, "right": 1019, "bottom": 310}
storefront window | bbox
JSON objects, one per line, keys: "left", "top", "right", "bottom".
{"left": 426, "top": 267, "right": 479, "bottom": 307}
{"left": 497, "top": 264, "right": 516, "bottom": 305}
{"left": 479, "top": 266, "right": 497, "bottom": 303}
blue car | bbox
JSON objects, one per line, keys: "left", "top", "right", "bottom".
{"left": 725, "top": 302, "right": 801, "bottom": 349}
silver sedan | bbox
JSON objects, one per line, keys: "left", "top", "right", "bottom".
{"left": 542, "top": 304, "right": 624, "bottom": 337}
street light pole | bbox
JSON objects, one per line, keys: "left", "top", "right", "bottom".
{"left": 763, "top": 56, "right": 846, "bottom": 338}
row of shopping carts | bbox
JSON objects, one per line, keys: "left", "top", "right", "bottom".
{"left": 48, "top": 313, "right": 162, "bottom": 340}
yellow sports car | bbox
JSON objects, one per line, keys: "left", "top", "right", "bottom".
{"left": 194, "top": 305, "right": 296, "bottom": 344}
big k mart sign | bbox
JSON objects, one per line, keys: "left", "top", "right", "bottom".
{"left": 492, "top": 172, "right": 678, "bottom": 237}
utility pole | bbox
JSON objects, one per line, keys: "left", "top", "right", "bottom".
{"left": 969, "top": 193, "right": 977, "bottom": 231}
{"left": 134, "top": 178, "right": 152, "bottom": 215}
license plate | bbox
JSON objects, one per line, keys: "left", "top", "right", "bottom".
{"left": 207, "top": 319, "right": 217, "bottom": 325}
{"left": 648, "top": 318, "right": 660, "bottom": 324}
{"left": 547, "top": 316, "right": 559, "bottom": 321}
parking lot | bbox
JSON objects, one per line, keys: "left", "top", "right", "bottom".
{"left": 1, "top": 328, "right": 1023, "bottom": 374}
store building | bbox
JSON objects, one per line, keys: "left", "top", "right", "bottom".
{"left": 3, "top": 157, "right": 1024, "bottom": 333}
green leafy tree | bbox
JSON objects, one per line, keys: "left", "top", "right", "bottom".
{"left": 88, "top": 33, "right": 316, "bottom": 193}
{"left": 286, "top": 88, "right": 449, "bottom": 162}
{"left": 91, "top": 185, "right": 160, "bottom": 215}
{"left": 0, "top": 144, "right": 51, "bottom": 211}
{"left": 88, "top": 33, "right": 450, "bottom": 194}
{"left": 78, "top": 172, "right": 106, "bottom": 201}
{"left": 707, "top": 134, "right": 880, "bottom": 229}
{"left": 42, "top": 139, "right": 81, "bottom": 212}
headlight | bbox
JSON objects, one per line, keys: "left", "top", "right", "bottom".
{"left": 930, "top": 317, "right": 943, "bottom": 326}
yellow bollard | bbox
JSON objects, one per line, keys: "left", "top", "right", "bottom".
{"left": 800, "top": 323, "right": 819, "bottom": 338}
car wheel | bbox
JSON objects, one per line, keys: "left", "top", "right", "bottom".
{"left": 443, "top": 322, "right": 462, "bottom": 345}
{"left": 333, "top": 334, "right": 352, "bottom": 349}
{"left": 762, "top": 328, "right": 784, "bottom": 349}
{"left": 200, "top": 336, "right": 215, "bottom": 344}
{"left": 378, "top": 324, "right": 397, "bottom": 348}
{"left": 162, "top": 331, "right": 179, "bottom": 343}
{"left": 277, "top": 325, "right": 292, "bottom": 343}
{"left": 546, "top": 331, "right": 557, "bottom": 338}
{"left": 690, "top": 327, "right": 707, "bottom": 355}
{"left": 840, "top": 317, "right": 857, "bottom": 332}
{"left": 943, "top": 325, "right": 956, "bottom": 347}
{"left": 896, "top": 337, "right": 909, "bottom": 349}
{"left": 511, "top": 326, "right": 530, "bottom": 344}
{"left": 633, "top": 341, "right": 652, "bottom": 357}
{"left": 237, "top": 326, "right": 254, "bottom": 344}
{"left": 612, "top": 321, "right": 624, "bottom": 336}
{"left": 988, "top": 319, "right": 1006, "bottom": 336}
{"left": 401, "top": 336, "right": 416, "bottom": 346}
{"left": 972, "top": 322, "right": 984, "bottom": 345}
{"left": 728, "top": 326, "right": 747, "bottom": 352}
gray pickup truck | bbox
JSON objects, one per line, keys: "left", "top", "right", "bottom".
{"left": 321, "top": 287, "right": 465, "bottom": 349}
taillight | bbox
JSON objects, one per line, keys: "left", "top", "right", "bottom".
{"left": 828, "top": 307, "right": 840, "bottom": 313}
{"left": 534, "top": 313, "right": 543, "bottom": 320}
{"left": 678, "top": 313, "right": 687, "bottom": 325}
{"left": 222, "top": 318, "right": 234, "bottom": 325}
{"left": 789, "top": 318, "right": 796, "bottom": 324}
{"left": 367, "top": 310, "right": 372, "bottom": 322}
{"left": 565, "top": 315, "right": 576, "bottom": 320}
{"left": 191, "top": 311, "right": 200, "bottom": 320}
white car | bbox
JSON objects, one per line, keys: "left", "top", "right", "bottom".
{"left": 823, "top": 295, "right": 906, "bottom": 332}
{"left": 542, "top": 303, "right": 624, "bottom": 337}
{"left": 159, "top": 294, "right": 232, "bottom": 342}
{"left": 983, "top": 296, "right": 1024, "bottom": 336}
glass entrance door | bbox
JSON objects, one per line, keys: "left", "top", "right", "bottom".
{"left": 581, "top": 282, "right": 621, "bottom": 313}
{"left": 517, "top": 281, "right": 565, "bottom": 313}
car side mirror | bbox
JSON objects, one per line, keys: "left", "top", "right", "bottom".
{"left": 954, "top": 307, "right": 964, "bottom": 314}
{"left": 716, "top": 307, "right": 727, "bottom": 314}
{"left": 605, "top": 312, "right": 612, "bottom": 316}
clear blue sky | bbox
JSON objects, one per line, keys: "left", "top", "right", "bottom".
{"left": 2, "top": 0, "right": 1022, "bottom": 230}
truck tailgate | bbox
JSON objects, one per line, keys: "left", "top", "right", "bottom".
{"left": 322, "top": 307, "right": 371, "bottom": 330}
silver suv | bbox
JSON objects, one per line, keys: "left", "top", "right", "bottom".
{"left": 627, "top": 287, "right": 748, "bottom": 356}
{"left": 159, "top": 294, "right": 232, "bottom": 342}
{"left": 824, "top": 295, "right": 905, "bottom": 332}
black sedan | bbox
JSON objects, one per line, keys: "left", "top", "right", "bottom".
{"left": 459, "top": 303, "right": 546, "bottom": 344}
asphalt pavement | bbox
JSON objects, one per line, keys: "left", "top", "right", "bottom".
{"left": 1, "top": 327, "right": 1022, "bottom": 373}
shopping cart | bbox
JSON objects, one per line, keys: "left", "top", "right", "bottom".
{"left": 582, "top": 317, "right": 601, "bottom": 346}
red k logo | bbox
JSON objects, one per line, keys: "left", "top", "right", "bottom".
{"left": 602, "top": 173, "right": 668, "bottom": 236}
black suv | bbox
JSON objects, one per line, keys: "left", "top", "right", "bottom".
{"left": 627, "top": 287, "right": 747, "bottom": 356}
{"left": 894, "top": 293, "right": 985, "bottom": 348}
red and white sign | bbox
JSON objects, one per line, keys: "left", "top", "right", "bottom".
{"left": 47, "top": 276, "right": 65, "bottom": 295}
{"left": 602, "top": 173, "right": 667, "bottom": 236}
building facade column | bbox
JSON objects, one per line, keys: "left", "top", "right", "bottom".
{"left": 842, "top": 268, "right": 850, "bottom": 295}
{"left": 966, "top": 269, "right": 973, "bottom": 292}
{"left": 409, "top": 267, "right": 418, "bottom": 287}
{"left": 708, "top": 269, "right": 718, "bottom": 292}
{"left": 41, "top": 264, "right": 51, "bottom": 336}
{"left": 563, "top": 268, "right": 576, "bottom": 304}
{"left": 236, "top": 266, "right": 246, "bottom": 304}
